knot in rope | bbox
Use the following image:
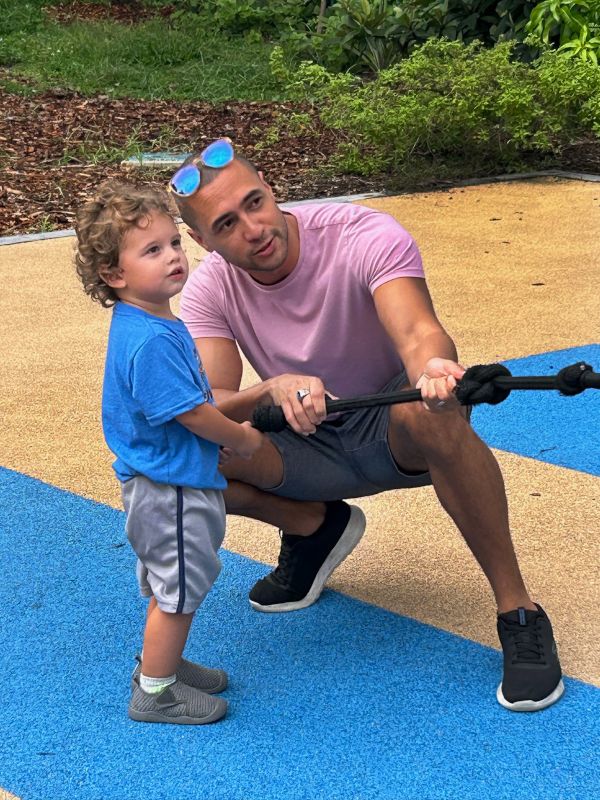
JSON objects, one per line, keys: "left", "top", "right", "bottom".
{"left": 455, "top": 363, "right": 512, "bottom": 406}
{"left": 555, "top": 362, "right": 592, "bottom": 396}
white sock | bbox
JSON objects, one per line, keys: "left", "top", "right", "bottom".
{"left": 140, "top": 672, "right": 176, "bottom": 694}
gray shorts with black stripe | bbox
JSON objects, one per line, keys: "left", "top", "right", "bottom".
{"left": 121, "top": 475, "right": 226, "bottom": 614}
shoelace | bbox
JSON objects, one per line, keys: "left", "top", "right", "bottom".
{"left": 504, "top": 617, "right": 545, "bottom": 663}
{"left": 272, "top": 530, "right": 295, "bottom": 586}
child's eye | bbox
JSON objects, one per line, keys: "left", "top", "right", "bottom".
{"left": 172, "top": 238, "right": 182, "bottom": 248}
{"left": 147, "top": 245, "right": 160, "bottom": 254}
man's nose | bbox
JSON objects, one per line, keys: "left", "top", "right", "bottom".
{"left": 241, "top": 217, "right": 263, "bottom": 241}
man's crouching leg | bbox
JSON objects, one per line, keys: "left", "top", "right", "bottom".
{"left": 388, "top": 402, "right": 564, "bottom": 711}
{"left": 221, "top": 436, "right": 366, "bottom": 613}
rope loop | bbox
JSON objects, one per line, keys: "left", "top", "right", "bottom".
{"left": 455, "top": 363, "right": 512, "bottom": 406}
{"left": 555, "top": 362, "right": 593, "bottom": 396}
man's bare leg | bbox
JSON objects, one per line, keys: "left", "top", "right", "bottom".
{"left": 221, "top": 435, "right": 326, "bottom": 536}
{"left": 224, "top": 479, "right": 326, "bottom": 536}
{"left": 387, "top": 402, "right": 535, "bottom": 614}
{"left": 220, "top": 433, "right": 365, "bottom": 612}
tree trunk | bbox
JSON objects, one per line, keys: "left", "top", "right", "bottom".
{"left": 316, "top": 0, "right": 328, "bottom": 34}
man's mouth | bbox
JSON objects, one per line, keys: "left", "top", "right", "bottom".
{"left": 254, "top": 237, "right": 274, "bottom": 257}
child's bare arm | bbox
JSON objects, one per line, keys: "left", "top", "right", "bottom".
{"left": 176, "top": 404, "right": 262, "bottom": 458}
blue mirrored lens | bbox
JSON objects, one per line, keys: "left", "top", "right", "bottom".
{"left": 202, "top": 139, "right": 234, "bottom": 169}
{"left": 172, "top": 164, "right": 200, "bottom": 196}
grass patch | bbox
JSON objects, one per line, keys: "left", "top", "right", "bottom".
{"left": 0, "top": 5, "right": 283, "bottom": 101}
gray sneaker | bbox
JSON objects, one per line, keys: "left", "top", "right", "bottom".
{"left": 131, "top": 654, "right": 228, "bottom": 694}
{"left": 129, "top": 676, "right": 227, "bottom": 725}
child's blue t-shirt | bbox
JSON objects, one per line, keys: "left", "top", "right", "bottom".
{"left": 102, "top": 302, "right": 227, "bottom": 490}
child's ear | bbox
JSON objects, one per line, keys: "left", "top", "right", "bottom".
{"left": 100, "top": 268, "right": 126, "bottom": 289}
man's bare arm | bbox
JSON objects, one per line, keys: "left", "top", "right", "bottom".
{"left": 373, "top": 277, "right": 465, "bottom": 410}
{"left": 194, "top": 336, "right": 272, "bottom": 422}
{"left": 194, "top": 335, "right": 329, "bottom": 433}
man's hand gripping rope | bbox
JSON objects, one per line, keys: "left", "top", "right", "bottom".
{"left": 252, "top": 361, "right": 600, "bottom": 433}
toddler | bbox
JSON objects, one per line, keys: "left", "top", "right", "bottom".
{"left": 74, "top": 182, "right": 262, "bottom": 725}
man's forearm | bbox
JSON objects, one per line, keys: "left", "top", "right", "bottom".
{"left": 402, "top": 331, "right": 459, "bottom": 386}
{"left": 213, "top": 380, "right": 273, "bottom": 423}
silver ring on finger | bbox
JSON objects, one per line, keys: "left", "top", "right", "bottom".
{"left": 437, "top": 400, "right": 446, "bottom": 407}
{"left": 297, "top": 388, "right": 310, "bottom": 402}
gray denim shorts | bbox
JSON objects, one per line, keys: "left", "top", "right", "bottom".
{"left": 121, "top": 475, "right": 226, "bottom": 614}
{"left": 266, "top": 372, "right": 433, "bottom": 502}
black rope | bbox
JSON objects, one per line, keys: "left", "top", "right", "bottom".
{"left": 454, "top": 364, "right": 512, "bottom": 406}
{"left": 251, "top": 361, "right": 600, "bottom": 432}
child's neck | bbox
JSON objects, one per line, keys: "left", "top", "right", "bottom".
{"left": 120, "top": 298, "right": 177, "bottom": 321}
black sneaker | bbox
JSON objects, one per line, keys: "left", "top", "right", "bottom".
{"left": 496, "top": 603, "right": 564, "bottom": 711}
{"left": 249, "top": 501, "right": 366, "bottom": 613}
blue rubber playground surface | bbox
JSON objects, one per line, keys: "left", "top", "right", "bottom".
{"left": 1, "top": 345, "right": 599, "bottom": 800}
{"left": 471, "top": 345, "right": 600, "bottom": 477}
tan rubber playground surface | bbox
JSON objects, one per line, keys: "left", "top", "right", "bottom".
{"left": 1, "top": 173, "right": 599, "bottom": 731}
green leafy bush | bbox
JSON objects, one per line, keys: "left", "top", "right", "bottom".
{"left": 276, "top": 0, "right": 537, "bottom": 74}
{"left": 526, "top": 0, "right": 600, "bottom": 63}
{"left": 322, "top": 0, "right": 413, "bottom": 72}
{"left": 272, "top": 38, "right": 600, "bottom": 175}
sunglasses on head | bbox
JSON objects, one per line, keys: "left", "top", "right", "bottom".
{"left": 168, "top": 137, "right": 235, "bottom": 198}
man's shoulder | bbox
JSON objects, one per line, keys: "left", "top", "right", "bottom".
{"left": 297, "top": 201, "right": 414, "bottom": 253}
{"left": 184, "top": 250, "right": 231, "bottom": 297}
{"left": 292, "top": 200, "right": 380, "bottom": 231}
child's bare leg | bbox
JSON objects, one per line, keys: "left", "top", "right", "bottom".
{"left": 141, "top": 598, "right": 194, "bottom": 678}
{"left": 130, "top": 597, "right": 227, "bottom": 724}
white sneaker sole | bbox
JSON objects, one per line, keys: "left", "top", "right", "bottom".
{"left": 249, "top": 505, "right": 366, "bottom": 613}
{"left": 496, "top": 678, "right": 565, "bottom": 711}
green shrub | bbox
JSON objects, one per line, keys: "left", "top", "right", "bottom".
{"left": 275, "top": 0, "right": 538, "bottom": 74}
{"left": 526, "top": 0, "right": 600, "bottom": 63}
{"left": 273, "top": 38, "right": 600, "bottom": 175}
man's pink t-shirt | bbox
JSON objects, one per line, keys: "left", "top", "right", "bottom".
{"left": 180, "top": 202, "right": 425, "bottom": 399}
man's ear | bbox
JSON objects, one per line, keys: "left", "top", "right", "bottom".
{"left": 99, "top": 268, "right": 126, "bottom": 289}
{"left": 258, "top": 170, "right": 272, "bottom": 194}
{"left": 187, "top": 227, "right": 211, "bottom": 252}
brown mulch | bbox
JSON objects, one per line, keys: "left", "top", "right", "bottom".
{"left": 1, "top": 0, "right": 599, "bottom": 236}
{"left": 44, "top": 1, "right": 176, "bottom": 25}
{"left": 0, "top": 74, "right": 380, "bottom": 236}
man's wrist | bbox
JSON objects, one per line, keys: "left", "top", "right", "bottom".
{"left": 260, "top": 376, "right": 275, "bottom": 403}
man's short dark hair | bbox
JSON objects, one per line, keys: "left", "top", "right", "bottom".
{"left": 173, "top": 154, "right": 259, "bottom": 232}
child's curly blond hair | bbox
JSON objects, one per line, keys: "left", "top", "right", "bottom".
{"left": 74, "top": 182, "right": 175, "bottom": 307}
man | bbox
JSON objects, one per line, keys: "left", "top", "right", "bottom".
{"left": 171, "top": 138, "right": 564, "bottom": 711}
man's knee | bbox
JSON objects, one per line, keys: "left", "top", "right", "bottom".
{"left": 388, "top": 401, "right": 471, "bottom": 467}
{"left": 220, "top": 435, "right": 284, "bottom": 489}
